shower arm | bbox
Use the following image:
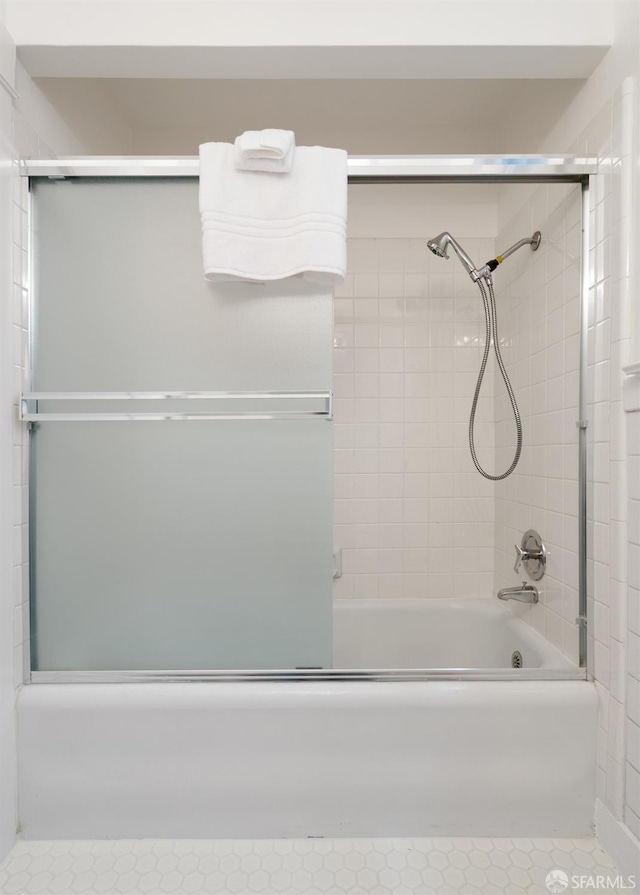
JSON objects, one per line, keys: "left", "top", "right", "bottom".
{"left": 497, "top": 234, "right": 541, "bottom": 262}
{"left": 474, "top": 231, "right": 542, "bottom": 282}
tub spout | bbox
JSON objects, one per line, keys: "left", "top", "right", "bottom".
{"left": 497, "top": 582, "right": 538, "bottom": 603}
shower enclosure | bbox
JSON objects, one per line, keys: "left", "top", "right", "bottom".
{"left": 21, "top": 155, "right": 594, "bottom": 681}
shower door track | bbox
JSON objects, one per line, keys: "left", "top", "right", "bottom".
{"left": 22, "top": 154, "right": 601, "bottom": 681}
{"left": 31, "top": 668, "right": 586, "bottom": 683}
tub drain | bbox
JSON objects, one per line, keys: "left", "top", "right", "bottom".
{"left": 511, "top": 650, "right": 523, "bottom": 669}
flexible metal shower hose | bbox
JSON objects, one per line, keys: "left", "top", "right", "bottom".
{"left": 469, "top": 278, "right": 522, "bottom": 480}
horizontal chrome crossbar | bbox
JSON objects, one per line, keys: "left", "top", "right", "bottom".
{"left": 20, "top": 391, "right": 333, "bottom": 422}
{"left": 23, "top": 155, "right": 603, "bottom": 183}
{"left": 30, "top": 667, "right": 587, "bottom": 684}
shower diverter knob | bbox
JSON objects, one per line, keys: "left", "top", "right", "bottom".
{"left": 513, "top": 544, "right": 527, "bottom": 573}
{"left": 513, "top": 529, "right": 547, "bottom": 581}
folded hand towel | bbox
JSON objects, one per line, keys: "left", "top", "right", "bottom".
{"left": 235, "top": 152, "right": 295, "bottom": 174}
{"left": 236, "top": 129, "right": 294, "bottom": 159}
{"left": 199, "top": 141, "right": 347, "bottom": 286}
{"left": 235, "top": 129, "right": 295, "bottom": 173}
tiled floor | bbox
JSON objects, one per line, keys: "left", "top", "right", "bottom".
{"left": 0, "top": 836, "right": 628, "bottom": 895}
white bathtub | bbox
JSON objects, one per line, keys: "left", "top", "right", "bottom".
{"left": 333, "top": 597, "right": 576, "bottom": 671}
{"left": 17, "top": 598, "right": 596, "bottom": 840}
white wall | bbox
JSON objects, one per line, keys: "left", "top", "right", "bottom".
{"left": 14, "top": 64, "right": 132, "bottom": 155}
{"left": 0, "top": 16, "right": 17, "bottom": 864}
{"left": 498, "top": 0, "right": 639, "bottom": 220}
{"left": 348, "top": 185, "right": 498, "bottom": 239}
{"left": 103, "top": 78, "right": 574, "bottom": 157}
{"left": 25, "top": 77, "right": 582, "bottom": 158}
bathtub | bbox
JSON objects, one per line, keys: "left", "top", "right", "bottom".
{"left": 333, "top": 597, "right": 577, "bottom": 672}
{"left": 17, "top": 598, "right": 596, "bottom": 840}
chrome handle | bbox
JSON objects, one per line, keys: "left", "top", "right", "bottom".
{"left": 514, "top": 544, "right": 526, "bottom": 573}
{"left": 513, "top": 531, "right": 547, "bottom": 581}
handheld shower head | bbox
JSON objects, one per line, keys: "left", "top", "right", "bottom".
{"left": 426, "top": 232, "right": 477, "bottom": 277}
{"left": 426, "top": 233, "right": 450, "bottom": 258}
{"left": 425, "top": 227, "right": 541, "bottom": 481}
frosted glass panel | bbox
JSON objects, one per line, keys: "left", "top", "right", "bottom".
{"left": 31, "top": 178, "right": 332, "bottom": 670}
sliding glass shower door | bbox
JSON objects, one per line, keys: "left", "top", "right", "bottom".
{"left": 29, "top": 178, "right": 333, "bottom": 670}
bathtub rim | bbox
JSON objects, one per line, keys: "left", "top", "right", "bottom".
{"left": 30, "top": 667, "right": 587, "bottom": 683}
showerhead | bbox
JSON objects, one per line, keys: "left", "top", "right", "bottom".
{"left": 426, "top": 233, "right": 450, "bottom": 258}
{"left": 426, "top": 231, "right": 477, "bottom": 276}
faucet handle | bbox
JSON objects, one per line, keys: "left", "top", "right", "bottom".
{"left": 513, "top": 530, "right": 547, "bottom": 581}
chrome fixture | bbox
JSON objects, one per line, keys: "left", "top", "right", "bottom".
{"left": 426, "top": 232, "right": 478, "bottom": 277}
{"left": 514, "top": 529, "right": 547, "bottom": 581}
{"left": 425, "top": 231, "right": 540, "bottom": 285}
{"left": 426, "top": 229, "right": 541, "bottom": 480}
{"left": 473, "top": 231, "right": 541, "bottom": 282}
{"left": 22, "top": 156, "right": 601, "bottom": 181}
{"left": 19, "top": 391, "right": 333, "bottom": 422}
{"left": 497, "top": 582, "right": 539, "bottom": 603}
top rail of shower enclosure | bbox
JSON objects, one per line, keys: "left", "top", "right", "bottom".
{"left": 23, "top": 154, "right": 594, "bottom": 679}
{"left": 23, "top": 155, "right": 601, "bottom": 182}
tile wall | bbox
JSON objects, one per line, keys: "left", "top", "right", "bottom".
{"left": 333, "top": 236, "right": 497, "bottom": 600}
{"left": 10, "top": 162, "right": 28, "bottom": 689}
{"left": 627, "top": 411, "right": 640, "bottom": 838}
{"left": 611, "top": 81, "right": 640, "bottom": 840}
{"left": 582, "top": 85, "right": 632, "bottom": 827}
{"left": 9, "top": 107, "right": 52, "bottom": 690}
{"left": 493, "top": 183, "right": 582, "bottom": 663}
{"left": 0, "top": 51, "right": 17, "bottom": 861}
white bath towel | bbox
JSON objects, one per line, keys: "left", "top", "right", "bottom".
{"left": 235, "top": 129, "right": 296, "bottom": 173}
{"left": 199, "top": 141, "right": 347, "bottom": 285}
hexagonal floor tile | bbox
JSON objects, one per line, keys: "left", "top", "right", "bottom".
{"left": 0, "top": 835, "right": 625, "bottom": 894}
